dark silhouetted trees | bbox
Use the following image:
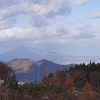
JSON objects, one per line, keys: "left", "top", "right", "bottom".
{"left": 0, "top": 61, "right": 12, "bottom": 80}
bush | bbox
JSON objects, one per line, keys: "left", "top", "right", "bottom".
{"left": 27, "top": 84, "right": 46, "bottom": 93}
{"left": 52, "top": 85, "right": 66, "bottom": 94}
{"left": 74, "top": 81, "right": 85, "bottom": 89}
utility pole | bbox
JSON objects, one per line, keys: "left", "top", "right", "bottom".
{"left": 38, "top": 66, "right": 40, "bottom": 83}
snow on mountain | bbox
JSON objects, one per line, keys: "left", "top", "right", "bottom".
{"left": 0, "top": 45, "right": 100, "bottom": 64}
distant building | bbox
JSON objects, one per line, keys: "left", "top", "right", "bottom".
{"left": 18, "top": 82, "right": 25, "bottom": 85}
{"left": 0, "top": 80, "right": 4, "bottom": 85}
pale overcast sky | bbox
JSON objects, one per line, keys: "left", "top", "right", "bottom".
{"left": 0, "top": 0, "right": 100, "bottom": 56}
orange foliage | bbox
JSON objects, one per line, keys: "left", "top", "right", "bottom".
{"left": 83, "top": 82, "right": 92, "bottom": 94}
{"left": 51, "top": 73, "right": 60, "bottom": 86}
{"left": 42, "top": 75, "right": 49, "bottom": 84}
{"left": 64, "top": 73, "right": 74, "bottom": 87}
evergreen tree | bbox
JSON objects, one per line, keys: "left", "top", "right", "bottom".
{"left": 10, "top": 72, "right": 18, "bottom": 89}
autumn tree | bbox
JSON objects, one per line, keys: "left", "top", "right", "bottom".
{"left": 64, "top": 73, "right": 74, "bottom": 87}
{"left": 83, "top": 82, "right": 92, "bottom": 94}
{"left": 55, "top": 70, "right": 67, "bottom": 85}
{"left": 89, "top": 72, "right": 100, "bottom": 89}
{"left": 69, "top": 69, "right": 87, "bottom": 83}
{"left": 51, "top": 72, "right": 60, "bottom": 86}
{"left": 42, "top": 75, "right": 49, "bottom": 84}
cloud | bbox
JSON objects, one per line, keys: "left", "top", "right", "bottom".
{"left": 92, "top": 11, "right": 100, "bottom": 19}
{"left": 29, "top": 16, "right": 56, "bottom": 28}
{"left": 0, "top": 22, "right": 100, "bottom": 56}
{"left": 0, "top": 24, "right": 70, "bottom": 43}
{"left": 76, "top": 0, "right": 90, "bottom": 5}
{"left": 0, "top": 0, "right": 91, "bottom": 29}
{"left": 0, "top": 27, "right": 33, "bottom": 41}
{"left": 26, "top": 0, "right": 72, "bottom": 27}
{"left": 56, "top": 25, "right": 70, "bottom": 36}
{"left": 73, "top": 23, "right": 100, "bottom": 39}
{"left": 26, "top": 0, "right": 71, "bottom": 17}
{"left": 0, "top": 22, "right": 99, "bottom": 48}
{"left": 0, "top": 0, "right": 72, "bottom": 28}
{"left": 0, "top": 0, "right": 20, "bottom": 8}
{"left": 77, "top": 18, "right": 84, "bottom": 23}
{"left": 0, "top": 0, "right": 100, "bottom": 56}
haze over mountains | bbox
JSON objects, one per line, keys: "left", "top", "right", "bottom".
{"left": 0, "top": 45, "right": 100, "bottom": 64}
{"left": 0, "top": 45, "right": 100, "bottom": 82}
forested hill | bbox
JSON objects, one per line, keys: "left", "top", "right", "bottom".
{"left": 6, "top": 58, "right": 75, "bottom": 81}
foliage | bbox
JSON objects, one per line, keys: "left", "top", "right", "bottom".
{"left": 89, "top": 72, "right": 100, "bottom": 89}
{"left": 1, "top": 60, "right": 100, "bottom": 99}
{"left": 42, "top": 75, "right": 49, "bottom": 84}
{"left": 52, "top": 85, "right": 66, "bottom": 94}
{"left": 74, "top": 81, "right": 85, "bottom": 89}
{"left": 51, "top": 72, "right": 60, "bottom": 86}
{"left": 48, "top": 73, "right": 53, "bottom": 78}
{"left": 0, "top": 61, "right": 12, "bottom": 80}
{"left": 27, "top": 84, "right": 46, "bottom": 93}
{"left": 64, "top": 73, "right": 74, "bottom": 87}
{"left": 55, "top": 70, "right": 67, "bottom": 85}
{"left": 10, "top": 72, "right": 18, "bottom": 89}
{"left": 83, "top": 82, "right": 92, "bottom": 94}
{"left": 74, "top": 61, "right": 100, "bottom": 73}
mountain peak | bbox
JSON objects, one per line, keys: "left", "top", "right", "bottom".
{"left": 6, "top": 58, "right": 74, "bottom": 81}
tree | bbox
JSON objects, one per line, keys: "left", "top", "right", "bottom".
{"left": 0, "top": 61, "right": 12, "bottom": 80}
{"left": 42, "top": 75, "right": 49, "bottom": 84}
{"left": 51, "top": 72, "right": 60, "bottom": 86}
{"left": 89, "top": 72, "right": 100, "bottom": 89}
{"left": 83, "top": 82, "right": 92, "bottom": 94}
{"left": 10, "top": 72, "right": 18, "bottom": 89}
{"left": 64, "top": 73, "right": 74, "bottom": 87}
{"left": 55, "top": 70, "right": 67, "bottom": 85}
{"left": 74, "top": 81, "right": 85, "bottom": 89}
{"left": 69, "top": 66, "right": 74, "bottom": 71}
{"left": 69, "top": 69, "right": 87, "bottom": 83}
{"left": 48, "top": 73, "right": 53, "bottom": 78}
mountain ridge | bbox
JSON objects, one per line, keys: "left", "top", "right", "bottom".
{"left": 1, "top": 45, "right": 100, "bottom": 64}
{"left": 6, "top": 58, "right": 75, "bottom": 82}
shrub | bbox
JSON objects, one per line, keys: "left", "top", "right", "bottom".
{"left": 52, "top": 85, "right": 66, "bottom": 94}
{"left": 74, "top": 81, "right": 85, "bottom": 89}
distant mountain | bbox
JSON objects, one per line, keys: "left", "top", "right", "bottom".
{"left": 7, "top": 59, "right": 75, "bottom": 82}
{"left": 0, "top": 45, "right": 68, "bottom": 64}
{"left": 0, "top": 45, "right": 100, "bottom": 64}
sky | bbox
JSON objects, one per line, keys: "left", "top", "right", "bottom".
{"left": 0, "top": 0, "right": 100, "bottom": 56}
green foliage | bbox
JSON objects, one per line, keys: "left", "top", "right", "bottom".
{"left": 69, "top": 66, "right": 74, "bottom": 71}
{"left": 27, "top": 84, "right": 46, "bottom": 93}
{"left": 10, "top": 72, "right": 18, "bottom": 89}
{"left": 48, "top": 73, "right": 53, "bottom": 78}
{"left": 73, "top": 62, "right": 100, "bottom": 73}
{"left": 52, "top": 85, "right": 66, "bottom": 94}
{"left": 74, "top": 81, "right": 85, "bottom": 89}
{"left": 18, "top": 86, "right": 25, "bottom": 92}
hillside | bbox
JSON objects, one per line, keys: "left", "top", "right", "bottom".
{"left": 7, "top": 59, "right": 75, "bottom": 82}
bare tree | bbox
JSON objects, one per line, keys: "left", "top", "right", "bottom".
{"left": 0, "top": 61, "right": 12, "bottom": 80}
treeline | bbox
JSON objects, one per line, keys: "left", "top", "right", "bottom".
{"left": 0, "top": 61, "right": 18, "bottom": 88}
{"left": 42, "top": 61, "right": 100, "bottom": 90}
{"left": 1, "top": 61, "right": 100, "bottom": 100}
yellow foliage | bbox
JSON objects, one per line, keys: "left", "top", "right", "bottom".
{"left": 83, "top": 82, "right": 92, "bottom": 94}
{"left": 51, "top": 73, "right": 60, "bottom": 86}
{"left": 64, "top": 73, "right": 74, "bottom": 87}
